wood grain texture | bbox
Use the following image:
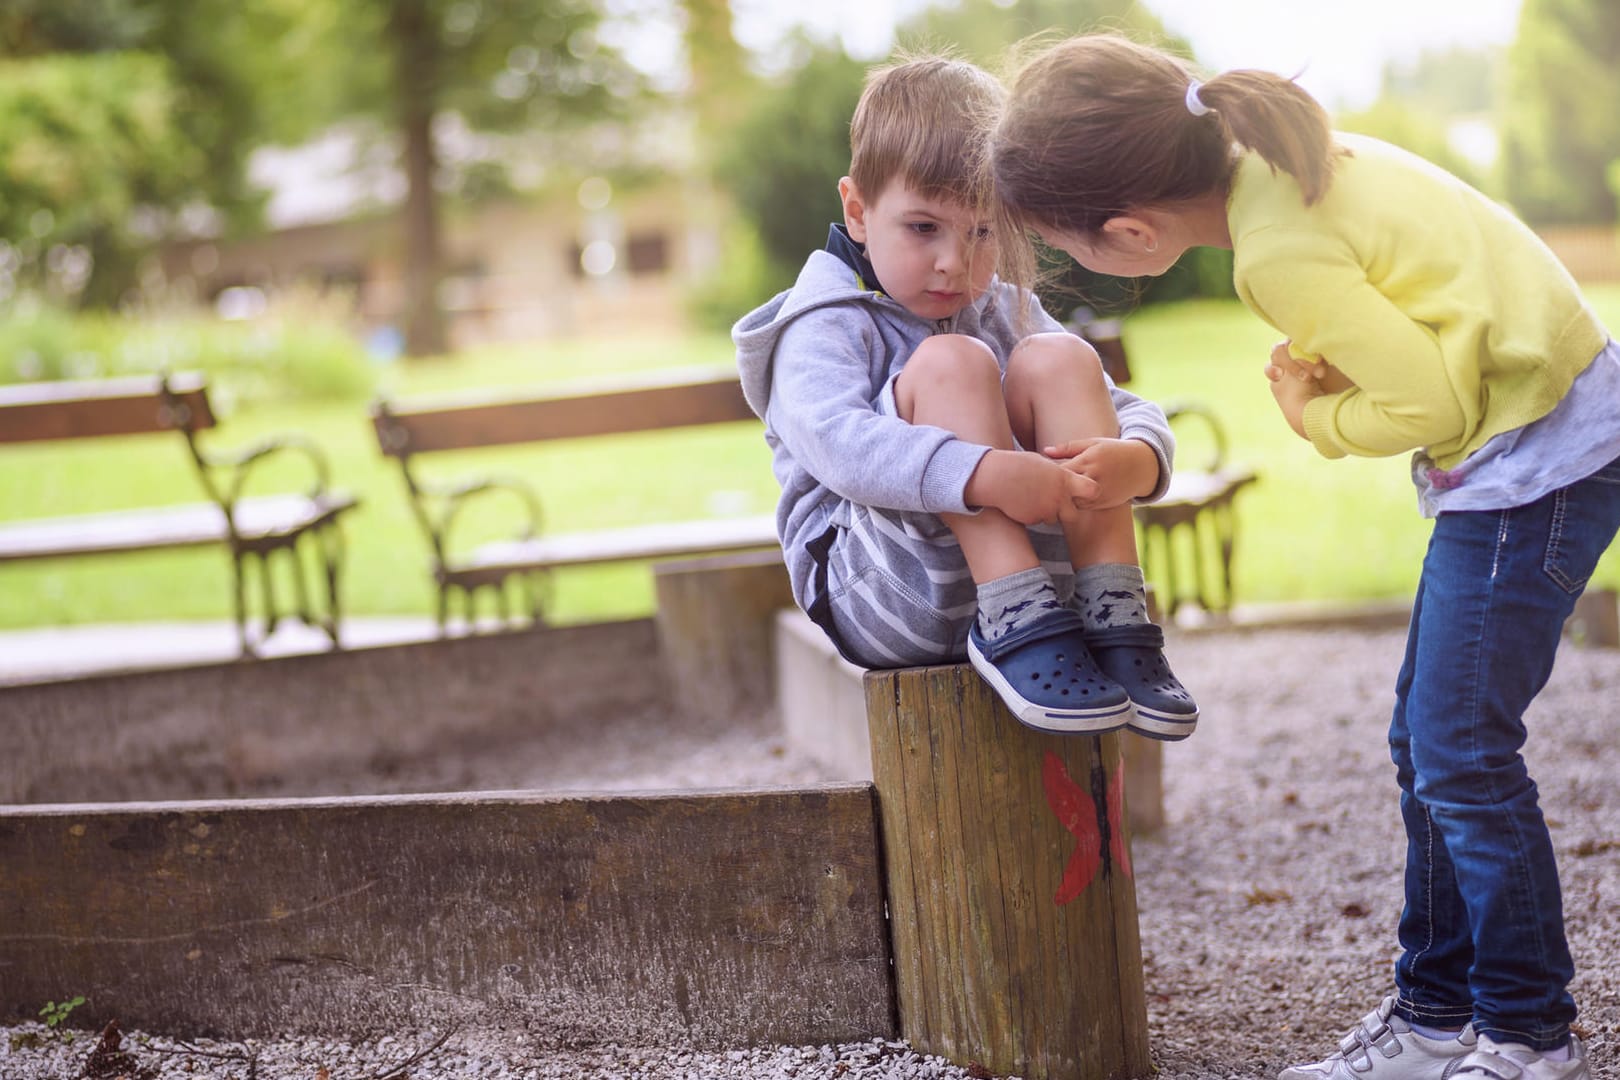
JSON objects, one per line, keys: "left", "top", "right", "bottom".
{"left": 864, "top": 664, "right": 1151, "bottom": 1080}
{"left": 0, "top": 786, "right": 893, "bottom": 1045}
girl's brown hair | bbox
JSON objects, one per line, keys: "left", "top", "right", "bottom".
{"left": 991, "top": 34, "right": 1343, "bottom": 239}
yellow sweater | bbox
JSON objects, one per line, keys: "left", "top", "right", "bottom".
{"left": 1228, "top": 133, "right": 1608, "bottom": 468}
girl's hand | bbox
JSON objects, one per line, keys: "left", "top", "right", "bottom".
{"left": 1041, "top": 437, "right": 1160, "bottom": 509}
{"left": 1265, "top": 340, "right": 1355, "bottom": 393}
{"left": 1268, "top": 361, "right": 1324, "bottom": 439}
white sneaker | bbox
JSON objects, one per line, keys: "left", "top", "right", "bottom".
{"left": 1451, "top": 1034, "right": 1589, "bottom": 1080}
{"left": 1280, "top": 996, "right": 1477, "bottom": 1079}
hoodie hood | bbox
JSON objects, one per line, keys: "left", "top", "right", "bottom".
{"left": 733, "top": 237, "right": 1000, "bottom": 419}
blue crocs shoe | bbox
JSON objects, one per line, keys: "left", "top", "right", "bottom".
{"left": 1083, "top": 623, "right": 1198, "bottom": 741}
{"left": 967, "top": 608, "right": 1134, "bottom": 735}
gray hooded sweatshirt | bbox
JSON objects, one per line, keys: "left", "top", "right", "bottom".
{"left": 733, "top": 244, "right": 1174, "bottom": 649}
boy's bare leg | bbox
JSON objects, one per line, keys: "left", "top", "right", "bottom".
{"left": 894, "top": 335, "right": 1041, "bottom": 582}
{"left": 1004, "top": 333, "right": 1199, "bottom": 738}
{"left": 898, "top": 334, "right": 1135, "bottom": 734}
{"left": 1003, "top": 332, "right": 1139, "bottom": 568}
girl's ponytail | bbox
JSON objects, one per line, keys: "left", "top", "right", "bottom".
{"left": 992, "top": 34, "right": 1345, "bottom": 241}
{"left": 1197, "top": 69, "right": 1341, "bottom": 205}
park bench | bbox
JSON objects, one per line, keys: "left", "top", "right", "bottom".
{"left": 1135, "top": 403, "right": 1259, "bottom": 617}
{"left": 371, "top": 365, "right": 780, "bottom": 632}
{"left": 1072, "top": 311, "right": 1259, "bottom": 617}
{"left": 0, "top": 373, "right": 356, "bottom": 655}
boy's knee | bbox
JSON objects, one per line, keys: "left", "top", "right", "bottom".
{"left": 1007, "top": 332, "right": 1107, "bottom": 391}
{"left": 900, "top": 334, "right": 1002, "bottom": 396}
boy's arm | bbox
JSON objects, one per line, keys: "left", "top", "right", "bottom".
{"left": 767, "top": 306, "right": 988, "bottom": 515}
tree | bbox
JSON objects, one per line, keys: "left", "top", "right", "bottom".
{"left": 0, "top": 0, "right": 335, "bottom": 305}
{"left": 898, "top": 0, "right": 1178, "bottom": 68}
{"left": 715, "top": 42, "right": 867, "bottom": 289}
{"left": 1337, "top": 100, "right": 1487, "bottom": 193}
{"left": 316, "top": 0, "right": 643, "bottom": 356}
{"left": 0, "top": 52, "right": 204, "bottom": 306}
{"left": 1500, "top": 0, "right": 1620, "bottom": 224}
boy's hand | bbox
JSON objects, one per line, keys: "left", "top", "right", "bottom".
{"left": 1040, "top": 437, "right": 1160, "bottom": 509}
{"left": 965, "top": 449, "right": 1100, "bottom": 525}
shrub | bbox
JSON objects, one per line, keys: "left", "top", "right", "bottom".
{"left": 0, "top": 293, "right": 375, "bottom": 406}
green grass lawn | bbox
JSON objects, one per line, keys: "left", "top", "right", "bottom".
{"left": 3, "top": 284, "right": 1618, "bottom": 630}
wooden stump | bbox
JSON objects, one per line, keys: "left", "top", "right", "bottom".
{"left": 653, "top": 550, "right": 794, "bottom": 725}
{"left": 865, "top": 664, "right": 1151, "bottom": 1080}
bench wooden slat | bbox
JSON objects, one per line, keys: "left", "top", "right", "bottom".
{"left": 456, "top": 514, "right": 779, "bottom": 574}
{"left": 376, "top": 369, "right": 754, "bottom": 456}
{"left": 0, "top": 374, "right": 214, "bottom": 444}
{"left": 0, "top": 492, "right": 356, "bottom": 562}
{"left": 1153, "top": 467, "right": 1258, "bottom": 509}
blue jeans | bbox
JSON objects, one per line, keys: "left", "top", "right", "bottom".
{"left": 1389, "top": 452, "right": 1620, "bottom": 1050}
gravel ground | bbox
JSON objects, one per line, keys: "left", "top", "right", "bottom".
{"left": 3, "top": 624, "right": 1617, "bottom": 1079}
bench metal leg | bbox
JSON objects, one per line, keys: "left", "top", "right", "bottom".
{"left": 227, "top": 525, "right": 347, "bottom": 658}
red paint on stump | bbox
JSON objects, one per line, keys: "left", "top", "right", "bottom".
{"left": 1043, "top": 751, "right": 1102, "bottom": 906}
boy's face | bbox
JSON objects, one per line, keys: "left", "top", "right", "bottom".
{"left": 839, "top": 177, "right": 998, "bottom": 323}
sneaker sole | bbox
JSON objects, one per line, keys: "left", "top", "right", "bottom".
{"left": 1127, "top": 705, "right": 1199, "bottom": 742}
{"left": 968, "top": 637, "right": 1134, "bottom": 735}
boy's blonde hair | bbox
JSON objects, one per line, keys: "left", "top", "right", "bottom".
{"left": 849, "top": 53, "right": 1004, "bottom": 209}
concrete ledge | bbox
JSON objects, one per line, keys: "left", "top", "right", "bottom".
{"left": 0, "top": 786, "right": 893, "bottom": 1045}
{"left": 1, "top": 620, "right": 674, "bottom": 805}
{"left": 775, "top": 609, "right": 872, "bottom": 781}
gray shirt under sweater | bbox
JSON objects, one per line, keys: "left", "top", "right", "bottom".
{"left": 732, "top": 247, "right": 1176, "bottom": 636}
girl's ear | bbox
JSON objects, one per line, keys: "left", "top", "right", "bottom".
{"left": 1100, "top": 215, "right": 1161, "bottom": 255}
{"left": 839, "top": 176, "right": 869, "bottom": 242}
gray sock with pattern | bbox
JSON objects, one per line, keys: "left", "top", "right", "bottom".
{"left": 975, "top": 567, "right": 1066, "bottom": 643}
{"left": 1071, "top": 563, "right": 1150, "bottom": 629}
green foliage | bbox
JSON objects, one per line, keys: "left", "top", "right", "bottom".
{"left": 715, "top": 42, "right": 866, "bottom": 284}
{"left": 40, "top": 995, "right": 85, "bottom": 1028}
{"left": 1501, "top": 0, "right": 1620, "bottom": 223}
{"left": 0, "top": 298, "right": 375, "bottom": 404}
{"left": 1337, "top": 98, "right": 1488, "bottom": 192}
{"left": 1377, "top": 45, "right": 1498, "bottom": 116}
{"left": 317, "top": 0, "right": 643, "bottom": 190}
{"left": 0, "top": 1, "right": 336, "bottom": 304}
{"left": 898, "top": 0, "right": 1184, "bottom": 70}
{"left": 0, "top": 52, "right": 205, "bottom": 305}
{"left": 6, "top": 290, "right": 1620, "bottom": 629}
{"left": 684, "top": 218, "right": 786, "bottom": 332}
{"left": 39, "top": 995, "right": 86, "bottom": 1042}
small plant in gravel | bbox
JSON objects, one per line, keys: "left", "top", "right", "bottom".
{"left": 39, "top": 995, "right": 86, "bottom": 1037}
{"left": 6, "top": 995, "right": 87, "bottom": 1052}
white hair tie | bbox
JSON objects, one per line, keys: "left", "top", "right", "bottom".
{"left": 1185, "top": 79, "right": 1211, "bottom": 117}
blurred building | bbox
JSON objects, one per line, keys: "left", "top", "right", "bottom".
{"left": 157, "top": 124, "right": 725, "bottom": 349}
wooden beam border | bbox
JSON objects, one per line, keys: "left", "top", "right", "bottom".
{"left": 0, "top": 786, "right": 894, "bottom": 1045}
